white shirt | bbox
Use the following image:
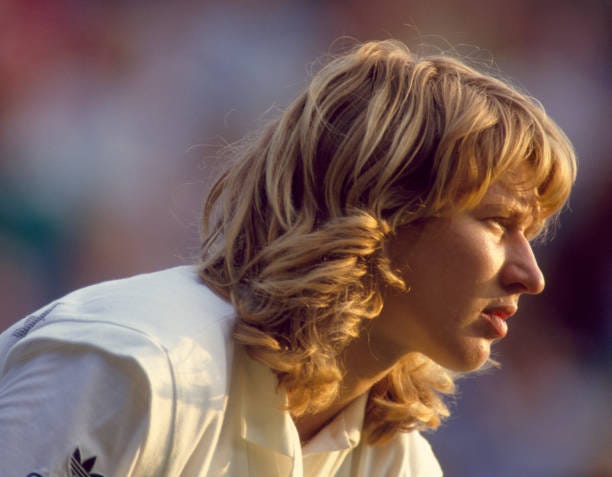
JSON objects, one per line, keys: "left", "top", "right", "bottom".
{"left": 0, "top": 266, "right": 443, "bottom": 476}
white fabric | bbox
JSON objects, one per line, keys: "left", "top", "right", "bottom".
{"left": 0, "top": 266, "right": 443, "bottom": 476}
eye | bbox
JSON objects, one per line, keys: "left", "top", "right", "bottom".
{"left": 484, "top": 216, "right": 514, "bottom": 233}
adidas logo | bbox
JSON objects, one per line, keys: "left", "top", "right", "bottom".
{"left": 69, "top": 447, "right": 105, "bottom": 477}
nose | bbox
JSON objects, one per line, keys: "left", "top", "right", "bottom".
{"left": 500, "top": 234, "right": 546, "bottom": 295}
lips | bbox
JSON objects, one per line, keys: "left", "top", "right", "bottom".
{"left": 484, "top": 305, "right": 517, "bottom": 320}
{"left": 481, "top": 305, "right": 517, "bottom": 338}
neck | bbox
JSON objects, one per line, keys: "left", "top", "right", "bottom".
{"left": 339, "top": 325, "right": 419, "bottom": 398}
{"left": 293, "top": 325, "right": 419, "bottom": 444}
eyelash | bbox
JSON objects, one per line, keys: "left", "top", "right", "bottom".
{"left": 486, "top": 217, "right": 514, "bottom": 232}
{"left": 481, "top": 210, "right": 543, "bottom": 241}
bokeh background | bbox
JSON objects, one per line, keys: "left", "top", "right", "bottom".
{"left": 1, "top": 1, "right": 610, "bottom": 475}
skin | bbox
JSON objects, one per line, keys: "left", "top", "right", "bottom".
{"left": 295, "top": 179, "right": 546, "bottom": 442}
{"left": 372, "top": 180, "right": 545, "bottom": 372}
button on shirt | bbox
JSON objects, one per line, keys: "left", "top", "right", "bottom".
{"left": 0, "top": 266, "right": 443, "bottom": 476}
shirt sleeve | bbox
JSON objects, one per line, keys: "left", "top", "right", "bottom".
{"left": 0, "top": 342, "right": 158, "bottom": 477}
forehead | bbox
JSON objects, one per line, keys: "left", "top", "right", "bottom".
{"left": 475, "top": 179, "right": 544, "bottom": 235}
{"left": 478, "top": 163, "right": 541, "bottom": 212}
{"left": 478, "top": 181, "right": 536, "bottom": 209}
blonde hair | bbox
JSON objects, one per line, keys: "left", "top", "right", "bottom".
{"left": 199, "top": 40, "right": 576, "bottom": 444}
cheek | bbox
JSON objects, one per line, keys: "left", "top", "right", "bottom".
{"left": 451, "top": 245, "right": 494, "bottom": 282}
{"left": 410, "top": 240, "right": 501, "bottom": 313}
{"left": 388, "top": 219, "right": 503, "bottom": 298}
{"left": 440, "top": 229, "right": 502, "bottom": 283}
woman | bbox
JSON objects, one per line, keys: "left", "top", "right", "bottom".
{"left": 0, "top": 40, "right": 576, "bottom": 476}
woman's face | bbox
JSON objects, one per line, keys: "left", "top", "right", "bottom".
{"left": 373, "top": 180, "right": 545, "bottom": 372}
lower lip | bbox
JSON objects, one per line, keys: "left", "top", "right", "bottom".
{"left": 481, "top": 313, "right": 508, "bottom": 338}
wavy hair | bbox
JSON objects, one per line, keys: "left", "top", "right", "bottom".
{"left": 199, "top": 40, "right": 577, "bottom": 444}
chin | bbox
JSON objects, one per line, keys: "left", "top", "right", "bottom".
{"left": 434, "top": 342, "right": 492, "bottom": 372}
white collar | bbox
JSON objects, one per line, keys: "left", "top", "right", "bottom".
{"left": 302, "top": 392, "right": 367, "bottom": 455}
{"left": 237, "top": 346, "right": 367, "bottom": 457}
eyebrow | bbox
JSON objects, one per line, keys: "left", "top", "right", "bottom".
{"left": 478, "top": 198, "right": 530, "bottom": 214}
{"left": 478, "top": 199, "right": 542, "bottom": 230}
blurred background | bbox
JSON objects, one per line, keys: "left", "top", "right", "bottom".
{"left": 0, "top": 0, "right": 610, "bottom": 475}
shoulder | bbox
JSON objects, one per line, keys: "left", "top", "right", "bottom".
{"left": 394, "top": 431, "right": 443, "bottom": 476}
{"left": 387, "top": 431, "right": 442, "bottom": 477}
{"left": 0, "top": 266, "right": 239, "bottom": 473}
{"left": 357, "top": 430, "right": 443, "bottom": 477}
{"left": 59, "top": 265, "right": 235, "bottom": 336}
{"left": 1, "top": 265, "right": 237, "bottom": 405}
